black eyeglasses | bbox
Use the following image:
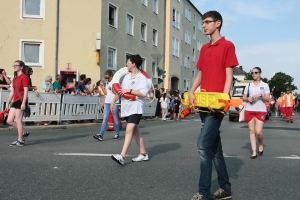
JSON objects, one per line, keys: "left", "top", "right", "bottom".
{"left": 251, "top": 71, "right": 260, "bottom": 75}
{"left": 202, "top": 20, "right": 216, "bottom": 25}
{"left": 104, "top": 76, "right": 110, "bottom": 79}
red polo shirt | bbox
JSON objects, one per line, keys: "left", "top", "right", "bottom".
{"left": 196, "top": 37, "right": 238, "bottom": 92}
{"left": 13, "top": 73, "right": 29, "bottom": 103}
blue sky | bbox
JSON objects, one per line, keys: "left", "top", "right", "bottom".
{"left": 191, "top": 0, "right": 300, "bottom": 92}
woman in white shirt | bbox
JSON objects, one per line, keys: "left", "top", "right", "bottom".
{"left": 160, "top": 93, "right": 169, "bottom": 121}
{"left": 111, "top": 54, "right": 150, "bottom": 165}
{"left": 243, "top": 67, "right": 270, "bottom": 159}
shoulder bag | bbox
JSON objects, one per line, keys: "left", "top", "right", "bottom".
{"left": 238, "top": 83, "right": 250, "bottom": 122}
{"left": 14, "top": 78, "right": 31, "bottom": 118}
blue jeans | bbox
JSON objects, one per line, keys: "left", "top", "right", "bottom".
{"left": 99, "top": 103, "right": 120, "bottom": 136}
{"left": 197, "top": 112, "right": 231, "bottom": 197}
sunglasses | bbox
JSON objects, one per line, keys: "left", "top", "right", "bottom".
{"left": 251, "top": 71, "right": 260, "bottom": 75}
{"left": 104, "top": 76, "right": 110, "bottom": 79}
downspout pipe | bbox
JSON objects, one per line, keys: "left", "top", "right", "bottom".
{"left": 55, "top": 0, "right": 60, "bottom": 76}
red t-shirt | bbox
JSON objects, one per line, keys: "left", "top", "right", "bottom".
{"left": 196, "top": 37, "right": 239, "bottom": 92}
{"left": 13, "top": 73, "right": 29, "bottom": 103}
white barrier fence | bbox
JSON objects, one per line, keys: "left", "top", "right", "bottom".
{"left": 0, "top": 89, "right": 157, "bottom": 124}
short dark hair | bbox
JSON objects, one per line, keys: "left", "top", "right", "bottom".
{"left": 202, "top": 10, "right": 223, "bottom": 31}
{"left": 104, "top": 70, "right": 113, "bottom": 77}
{"left": 128, "top": 54, "right": 143, "bottom": 69}
{"left": 80, "top": 74, "right": 86, "bottom": 81}
{"left": 253, "top": 67, "right": 262, "bottom": 73}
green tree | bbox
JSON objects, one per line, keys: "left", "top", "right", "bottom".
{"left": 268, "top": 72, "right": 298, "bottom": 98}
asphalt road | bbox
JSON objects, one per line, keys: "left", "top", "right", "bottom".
{"left": 1, "top": 113, "right": 300, "bottom": 200}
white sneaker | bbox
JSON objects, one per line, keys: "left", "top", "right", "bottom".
{"left": 111, "top": 154, "right": 124, "bottom": 165}
{"left": 132, "top": 154, "right": 149, "bottom": 162}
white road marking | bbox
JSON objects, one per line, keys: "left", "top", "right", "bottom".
{"left": 276, "top": 156, "right": 300, "bottom": 159}
{"left": 56, "top": 153, "right": 114, "bottom": 157}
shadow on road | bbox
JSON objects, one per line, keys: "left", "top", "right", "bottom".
{"left": 211, "top": 156, "right": 245, "bottom": 192}
{"left": 24, "top": 134, "right": 89, "bottom": 146}
{"left": 147, "top": 143, "right": 182, "bottom": 158}
{"left": 241, "top": 143, "right": 267, "bottom": 154}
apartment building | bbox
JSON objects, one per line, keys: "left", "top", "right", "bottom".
{"left": 0, "top": 0, "right": 165, "bottom": 88}
{"left": 0, "top": 0, "right": 208, "bottom": 92}
{"left": 100, "top": 0, "right": 165, "bottom": 85}
{"left": 164, "top": 0, "right": 209, "bottom": 91}
{"left": 0, "top": 0, "right": 102, "bottom": 87}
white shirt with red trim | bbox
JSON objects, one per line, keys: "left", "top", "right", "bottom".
{"left": 120, "top": 71, "right": 150, "bottom": 117}
{"left": 244, "top": 81, "right": 270, "bottom": 112}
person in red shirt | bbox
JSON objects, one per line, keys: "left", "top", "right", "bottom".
{"left": 6, "top": 60, "right": 30, "bottom": 147}
{"left": 189, "top": 11, "right": 238, "bottom": 200}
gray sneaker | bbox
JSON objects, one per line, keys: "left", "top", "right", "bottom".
{"left": 16, "top": 141, "right": 25, "bottom": 147}
{"left": 113, "top": 135, "right": 119, "bottom": 140}
{"left": 191, "top": 193, "right": 212, "bottom": 200}
{"left": 212, "top": 188, "right": 231, "bottom": 200}
{"left": 10, "top": 132, "right": 30, "bottom": 146}
{"left": 23, "top": 131, "right": 30, "bottom": 142}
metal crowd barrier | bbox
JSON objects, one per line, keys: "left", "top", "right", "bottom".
{"left": 0, "top": 89, "right": 157, "bottom": 124}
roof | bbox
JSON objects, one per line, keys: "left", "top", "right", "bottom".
{"left": 233, "top": 66, "right": 246, "bottom": 75}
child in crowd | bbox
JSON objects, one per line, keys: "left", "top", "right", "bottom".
{"left": 174, "top": 95, "right": 181, "bottom": 120}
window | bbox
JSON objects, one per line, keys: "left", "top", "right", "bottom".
{"left": 172, "top": 8, "right": 180, "bottom": 29}
{"left": 109, "top": 4, "right": 117, "bottom": 28}
{"left": 152, "top": 29, "right": 158, "bottom": 46}
{"left": 21, "top": 0, "right": 45, "bottom": 19}
{"left": 20, "top": 40, "right": 44, "bottom": 67}
{"left": 141, "top": 22, "right": 147, "bottom": 41}
{"left": 184, "top": 55, "right": 190, "bottom": 68}
{"left": 126, "top": 14, "right": 133, "bottom": 35}
{"left": 193, "top": 49, "right": 195, "bottom": 62}
{"left": 198, "top": 20, "right": 203, "bottom": 32}
{"left": 108, "top": 47, "right": 117, "bottom": 69}
{"left": 197, "top": 40, "right": 202, "bottom": 51}
{"left": 141, "top": 0, "right": 147, "bottom": 6}
{"left": 153, "top": 0, "right": 158, "bottom": 14}
{"left": 192, "top": 70, "right": 195, "bottom": 83}
{"left": 141, "top": 57, "right": 146, "bottom": 71}
{"left": 185, "top": 6, "right": 191, "bottom": 21}
{"left": 185, "top": 30, "right": 191, "bottom": 45}
{"left": 183, "top": 79, "right": 190, "bottom": 91}
{"left": 171, "top": 37, "right": 179, "bottom": 57}
{"left": 193, "top": 26, "right": 196, "bottom": 40}
{"left": 152, "top": 61, "right": 156, "bottom": 77}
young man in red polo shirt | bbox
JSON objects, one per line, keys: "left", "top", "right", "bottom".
{"left": 189, "top": 11, "right": 238, "bottom": 200}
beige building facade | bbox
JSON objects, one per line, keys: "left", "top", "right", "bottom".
{"left": 164, "top": 0, "right": 209, "bottom": 91}
{"left": 0, "top": 0, "right": 208, "bottom": 92}
{"left": 0, "top": 0, "right": 101, "bottom": 87}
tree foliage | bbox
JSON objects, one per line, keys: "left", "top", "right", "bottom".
{"left": 268, "top": 72, "right": 298, "bottom": 98}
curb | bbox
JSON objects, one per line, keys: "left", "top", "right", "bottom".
{"left": 0, "top": 123, "right": 102, "bottom": 132}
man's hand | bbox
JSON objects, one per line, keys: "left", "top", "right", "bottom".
{"left": 208, "top": 105, "right": 215, "bottom": 112}
{"left": 188, "top": 92, "right": 195, "bottom": 106}
{"left": 5, "top": 85, "right": 10, "bottom": 89}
